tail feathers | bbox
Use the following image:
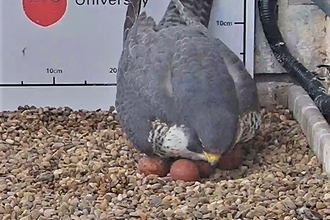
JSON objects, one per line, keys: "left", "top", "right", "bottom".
{"left": 122, "top": 0, "right": 214, "bottom": 42}
{"left": 157, "top": 0, "right": 214, "bottom": 29}
{"left": 157, "top": 0, "right": 198, "bottom": 28}
{"left": 123, "top": 0, "right": 142, "bottom": 43}
{"left": 199, "top": 0, "right": 214, "bottom": 28}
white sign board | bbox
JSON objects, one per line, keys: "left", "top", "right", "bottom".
{"left": 0, "top": 0, "right": 255, "bottom": 111}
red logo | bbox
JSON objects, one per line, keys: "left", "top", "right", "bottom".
{"left": 22, "top": 0, "right": 67, "bottom": 27}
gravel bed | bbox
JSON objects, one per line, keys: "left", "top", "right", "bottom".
{"left": 0, "top": 105, "right": 329, "bottom": 220}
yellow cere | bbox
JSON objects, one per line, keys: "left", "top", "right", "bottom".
{"left": 203, "top": 151, "right": 220, "bottom": 163}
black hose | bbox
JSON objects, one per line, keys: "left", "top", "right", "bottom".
{"left": 258, "top": 0, "right": 330, "bottom": 115}
{"left": 311, "top": 0, "right": 330, "bottom": 18}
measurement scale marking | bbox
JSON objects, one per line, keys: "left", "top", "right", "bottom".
{"left": 0, "top": 81, "right": 117, "bottom": 87}
{"left": 217, "top": 2, "right": 247, "bottom": 64}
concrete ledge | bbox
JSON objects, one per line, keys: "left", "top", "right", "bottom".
{"left": 287, "top": 85, "right": 330, "bottom": 174}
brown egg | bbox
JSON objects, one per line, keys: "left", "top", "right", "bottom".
{"left": 217, "top": 145, "right": 243, "bottom": 170}
{"left": 194, "top": 160, "right": 213, "bottom": 178}
{"left": 138, "top": 156, "right": 170, "bottom": 177}
{"left": 170, "top": 159, "right": 200, "bottom": 181}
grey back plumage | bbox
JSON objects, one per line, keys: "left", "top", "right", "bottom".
{"left": 120, "top": 0, "right": 225, "bottom": 122}
{"left": 123, "top": 0, "right": 259, "bottom": 115}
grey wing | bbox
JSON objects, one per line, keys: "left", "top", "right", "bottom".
{"left": 115, "top": 77, "right": 155, "bottom": 155}
{"left": 116, "top": 13, "right": 176, "bottom": 154}
{"left": 169, "top": 28, "right": 239, "bottom": 124}
{"left": 122, "top": 12, "right": 176, "bottom": 117}
{"left": 214, "top": 38, "right": 260, "bottom": 114}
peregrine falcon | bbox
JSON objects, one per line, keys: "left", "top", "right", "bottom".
{"left": 115, "top": 0, "right": 261, "bottom": 166}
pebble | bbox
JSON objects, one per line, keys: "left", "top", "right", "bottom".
{"left": 5, "top": 139, "right": 14, "bottom": 144}
{"left": 43, "top": 209, "right": 56, "bottom": 217}
{"left": 324, "top": 193, "right": 330, "bottom": 201}
{"left": 0, "top": 106, "right": 329, "bottom": 219}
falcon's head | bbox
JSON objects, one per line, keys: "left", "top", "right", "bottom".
{"left": 189, "top": 107, "right": 239, "bottom": 166}
{"left": 161, "top": 112, "right": 238, "bottom": 166}
{"left": 160, "top": 124, "right": 221, "bottom": 165}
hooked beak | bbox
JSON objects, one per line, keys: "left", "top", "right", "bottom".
{"left": 203, "top": 151, "right": 221, "bottom": 166}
